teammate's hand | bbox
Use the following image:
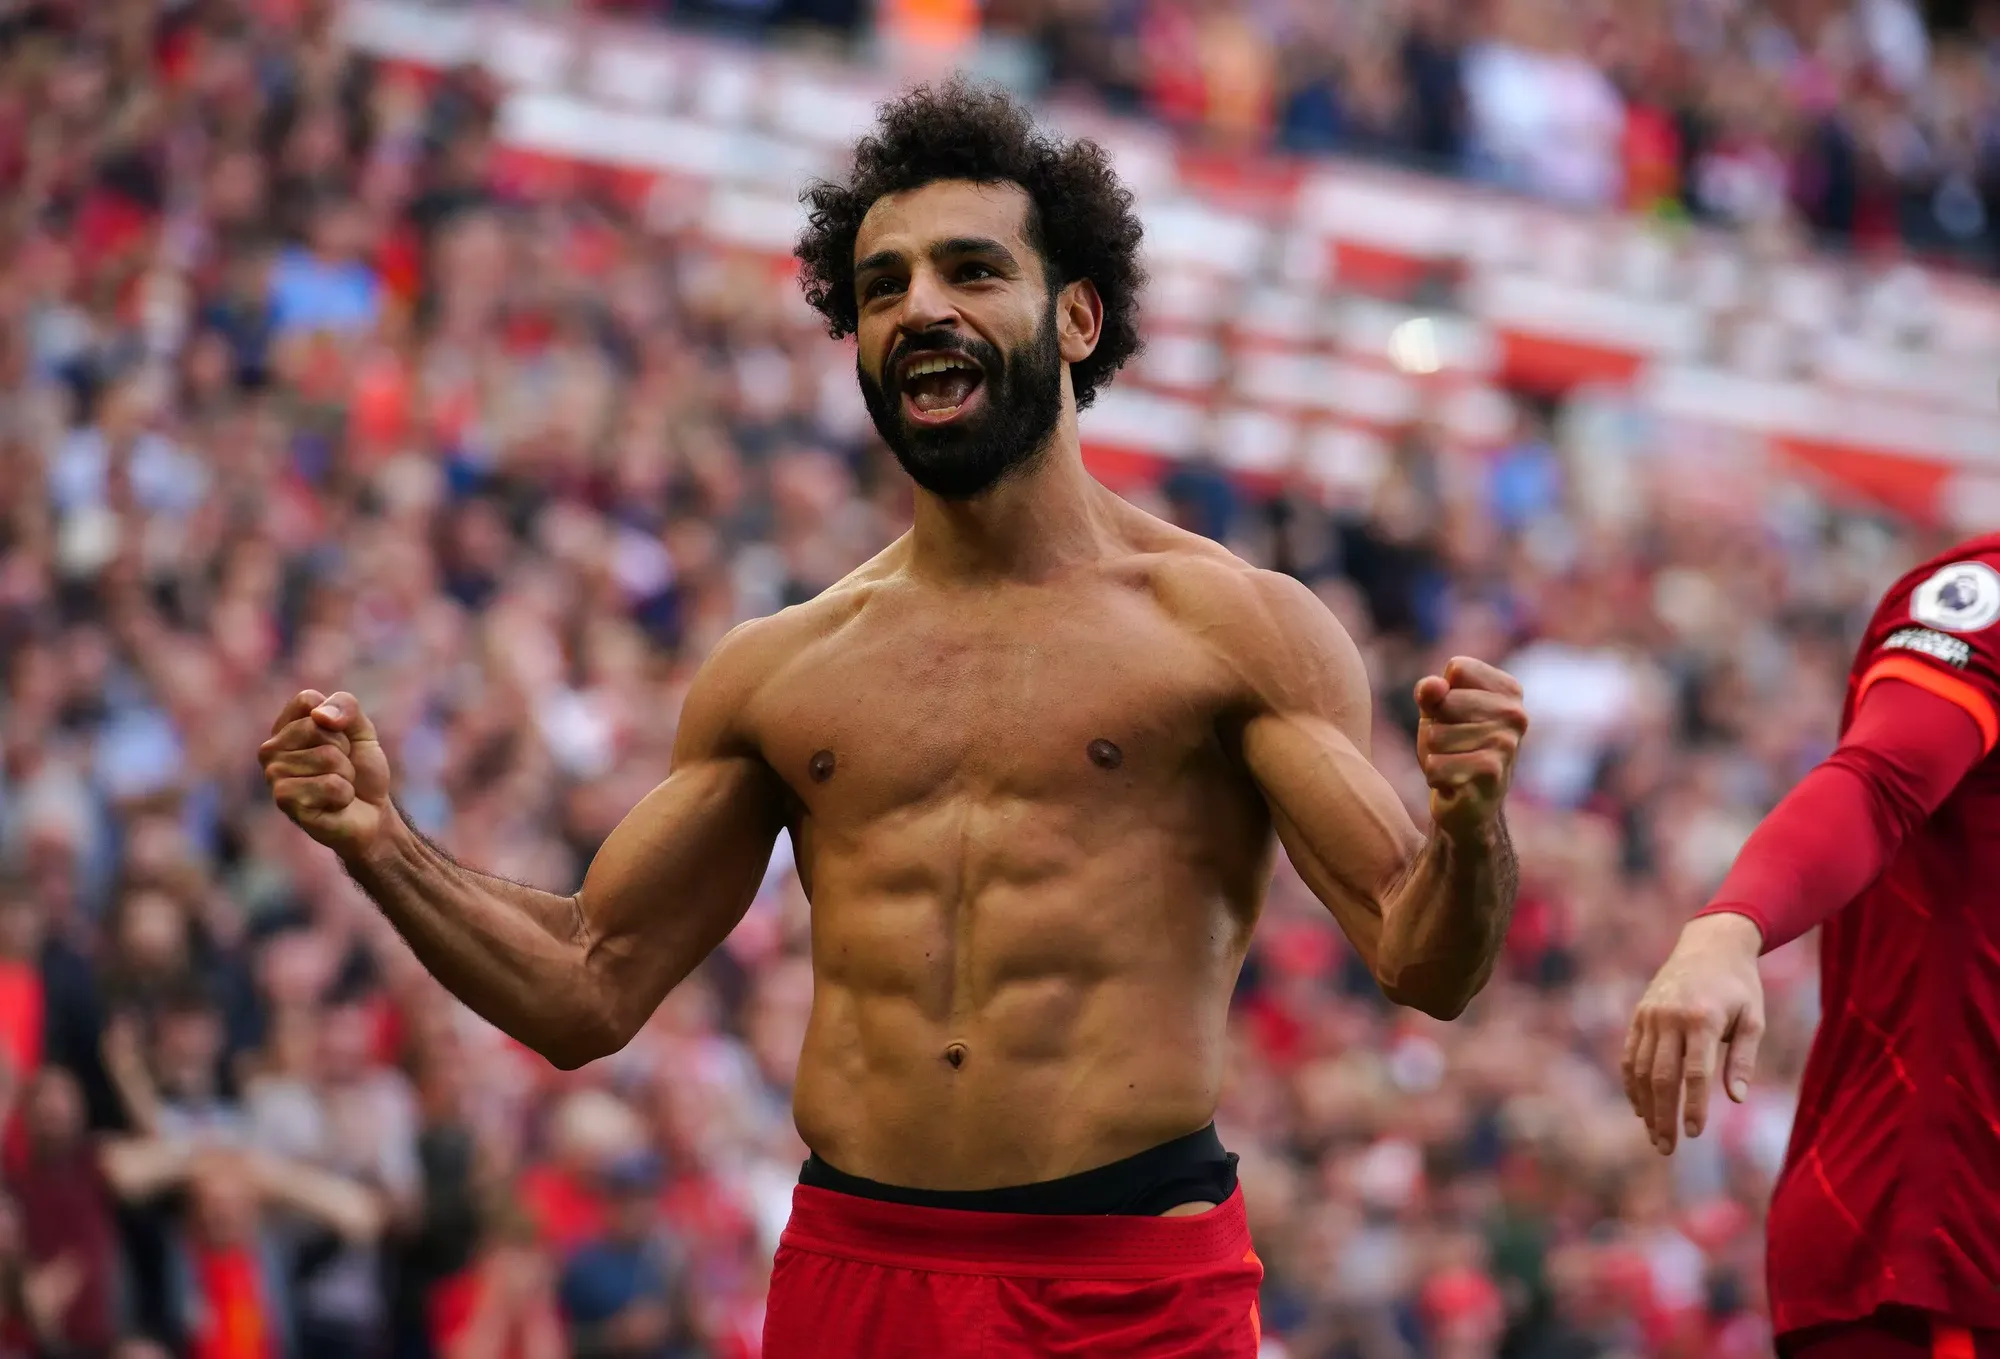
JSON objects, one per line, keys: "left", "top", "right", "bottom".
{"left": 260, "top": 689, "right": 393, "bottom": 858}
{"left": 1623, "top": 912, "right": 1766, "bottom": 1155}
{"left": 1413, "top": 657, "right": 1527, "bottom": 839}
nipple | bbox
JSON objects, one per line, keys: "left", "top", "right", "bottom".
{"left": 809, "top": 749, "right": 836, "bottom": 783}
{"left": 1087, "top": 739, "right": 1123, "bottom": 770}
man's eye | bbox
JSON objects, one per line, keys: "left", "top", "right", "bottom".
{"left": 958, "top": 263, "right": 995, "bottom": 281}
{"left": 865, "top": 277, "right": 903, "bottom": 300}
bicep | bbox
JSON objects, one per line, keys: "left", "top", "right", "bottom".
{"left": 573, "top": 629, "right": 790, "bottom": 1022}
{"left": 1226, "top": 571, "right": 1423, "bottom": 957}
{"left": 1243, "top": 709, "right": 1423, "bottom": 963}
{"left": 576, "top": 752, "right": 787, "bottom": 1012}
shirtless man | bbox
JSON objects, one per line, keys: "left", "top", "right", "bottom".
{"left": 260, "top": 82, "right": 1526, "bottom": 1358}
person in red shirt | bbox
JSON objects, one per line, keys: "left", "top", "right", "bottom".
{"left": 5, "top": 1070, "right": 118, "bottom": 1356}
{"left": 1626, "top": 534, "right": 2000, "bottom": 1358}
{"left": 428, "top": 1206, "right": 565, "bottom": 1359}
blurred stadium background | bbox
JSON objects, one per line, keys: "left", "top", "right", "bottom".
{"left": 4, "top": 0, "right": 2000, "bottom": 1355}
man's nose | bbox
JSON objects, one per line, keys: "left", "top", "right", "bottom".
{"left": 894, "top": 265, "right": 959, "bottom": 337}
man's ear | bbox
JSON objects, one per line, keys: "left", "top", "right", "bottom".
{"left": 1056, "top": 279, "right": 1103, "bottom": 365}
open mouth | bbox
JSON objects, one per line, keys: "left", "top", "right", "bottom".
{"left": 898, "top": 352, "right": 986, "bottom": 425}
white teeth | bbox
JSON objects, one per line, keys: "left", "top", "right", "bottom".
{"left": 905, "top": 356, "right": 975, "bottom": 377}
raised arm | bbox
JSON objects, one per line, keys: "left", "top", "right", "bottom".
{"left": 259, "top": 623, "right": 789, "bottom": 1069}
{"left": 100, "top": 1135, "right": 194, "bottom": 1202}
{"left": 1222, "top": 571, "right": 1525, "bottom": 1019}
{"left": 245, "top": 1150, "right": 386, "bottom": 1243}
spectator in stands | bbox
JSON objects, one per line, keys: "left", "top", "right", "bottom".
{"left": 558, "top": 1152, "right": 691, "bottom": 1359}
{"left": 1401, "top": 0, "right": 1470, "bottom": 169}
{"left": 0, "top": 1191, "right": 86, "bottom": 1359}
{"left": 1279, "top": 28, "right": 1419, "bottom": 162}
{"left": 391, "top": 1031, "right": 483, "bottom": 1359}
{"left": 269, "top": 195, "right": 384, "bottom": 340}
{"left": 1462, "top": 0, "right": 1626, "bottom": 206}
{"left": 101, "top": 1139, "right": 386, "bottom": 1359}
{"left": 0, "top": 896, "right": 44, "bottom": 1083}
{"left": 103, "top": 977, "right": 237, "bottom": 1144}
{"left": 3, "top": 1068, "right": 118, "bottom": 1357}
{"left": 427, "top": 1202, "right": 565, "bottom": 1359}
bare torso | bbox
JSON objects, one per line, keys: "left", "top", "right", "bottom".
{"left": 736, "top": 509, "right": 1280, "bottom": 1189}
{"left": 265, "top": 166, "right": 1518, "bottom": 1214}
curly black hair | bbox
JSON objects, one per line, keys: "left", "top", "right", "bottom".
{"left": 796, "top": 79, "right": 1146, "bottom": 410}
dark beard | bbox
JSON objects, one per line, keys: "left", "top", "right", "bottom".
{"left": 857, "top": 297, "right": 1064, "bottom": 502}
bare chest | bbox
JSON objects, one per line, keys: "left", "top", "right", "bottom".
{"left": 750, "top": 589, "right": 1242, "bottom": 822}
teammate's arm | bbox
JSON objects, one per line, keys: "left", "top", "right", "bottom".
{"left": 259, "top": 625, "right": 788, "bottom": 1070}
{"left": 1225, "top": 571, "right": 1526, "bottom": 1020}
{"left": 1625, "top": 675, "right": 1987, "bottom": 1153}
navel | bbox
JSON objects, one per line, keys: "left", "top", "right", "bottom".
{"left": 809, "top": 749, "right": 836, "bottom": 783}
{"left": 944, "top": 1043, "right": 967, "bottom": 1070}
{"left": 1087, "top": 738, "right": 1123, "bottom": 770}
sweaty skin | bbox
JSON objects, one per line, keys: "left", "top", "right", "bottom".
{"left": 260, "top": 178, "right": 1523, "bottom": 1202}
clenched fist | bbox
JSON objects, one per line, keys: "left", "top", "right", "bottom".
{"left": 1413, "top": 657, "right": 1528, "bottom": 838}
{"left": 260, "top": 690, "right": 393, "bottom": 857}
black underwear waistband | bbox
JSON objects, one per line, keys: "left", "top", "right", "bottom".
{"left": 798, "top": 1122, "right": 1239, "bottom": 1216}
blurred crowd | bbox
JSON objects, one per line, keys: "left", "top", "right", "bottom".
{"left": 575, "top": 0, "right": 2000, "bottom": 271}
{"left": 0, "top": 1, "right": 1969, "bottom": 1358}
{"left": 1008, "top": 0, "right": 1999, "bottom": 271}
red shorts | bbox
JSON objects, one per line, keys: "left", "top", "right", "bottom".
{"left": 1781, "top": 1308, "right": 2000, "bottom": 1358}
{"left": 761, "top": 1183, "right": 1264, "bottom": 1358}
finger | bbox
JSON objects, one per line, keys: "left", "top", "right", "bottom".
{"left": 272, "top": 690, "right": 328, "bottom": 737}
{"left": 1422, "top": 752, "right": 1507, "bottom": 793}
{"left": 262, "top": 747, "right": 356, "bottom": 784}
{"left": 1442, "top": 657, "right": 1523, "bottom": 696}
{"left": 260, "top": 717, "right": 352, "bottom": 758}
{"left": 1648, "top": 1027, "right": 1686, "bottom": 1152}
{"left": 1413, "top": 675, "right": 1451, "bottom": 714}
{"left": 1628, "top": 1022, "right": 1659, "bottom": 1126}
{"left": 311, "top": 691, "right": 379, "bottom": 743}
{"left": 1425, "top": 687, "right": 1526, "bottom": 727}
{"left": 1421, "top": 720, "right": 1522, "bottom": 756}
{"left": 1620, "top": 1019, "right": 1645, "bottom": 1113}
{"left": 273, "top": 775, "right": 355, "bottom": 814}
{"left": 1683, "top": 1017, "right": 1722, "bottom": 1140}
{"left": 1725, "top": 1010, "right": 1764, "bottom": 1103}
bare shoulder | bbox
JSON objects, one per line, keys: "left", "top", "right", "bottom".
{"left": 1119, "top": 523, "right": 1345, "bottom": 655}
{"left": 1118, "top": 528, "right": 1368, "bottom": 718}
{"left": 678, "top": 548, "right": 901, "bottom": 753}
{"left": 709, "top": 537, "right": 909, "bottom": 669}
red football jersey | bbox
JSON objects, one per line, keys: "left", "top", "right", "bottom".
{"left": 1767, "top": 533, "right": 2000, "bottom": 1336}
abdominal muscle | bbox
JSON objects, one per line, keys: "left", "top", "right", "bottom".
{"left": 779, "top": 771, "right": 1263, "bottom": 1210}
{"left": 791, "top": 984, "right": 1227, "bottom": 1212}
{"left": 788, "top": 892, "right": 1241, "bottom": 1211}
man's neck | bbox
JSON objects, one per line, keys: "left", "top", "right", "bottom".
{"left": 906, "top": 426, "right": 1114, "bottom": 584}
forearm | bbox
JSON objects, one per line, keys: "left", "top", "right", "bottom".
{"left": 99, "top": 1136, "right": 192, "bottom": 1201}
{"left": 1694, "top": 763, "right": 1890, "bottom": 953}
{"left": 1375, "top": 817, "right": 1518, "bottom": 1019}
{"left": 342, "top": 809, "right": 609, "bottom": 1067}
{"left": 250, "top": 1155, "right": 385, "bottom": 1242}
{"left": 1695, "top": 677, "right": 1983, "bottom": 953}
